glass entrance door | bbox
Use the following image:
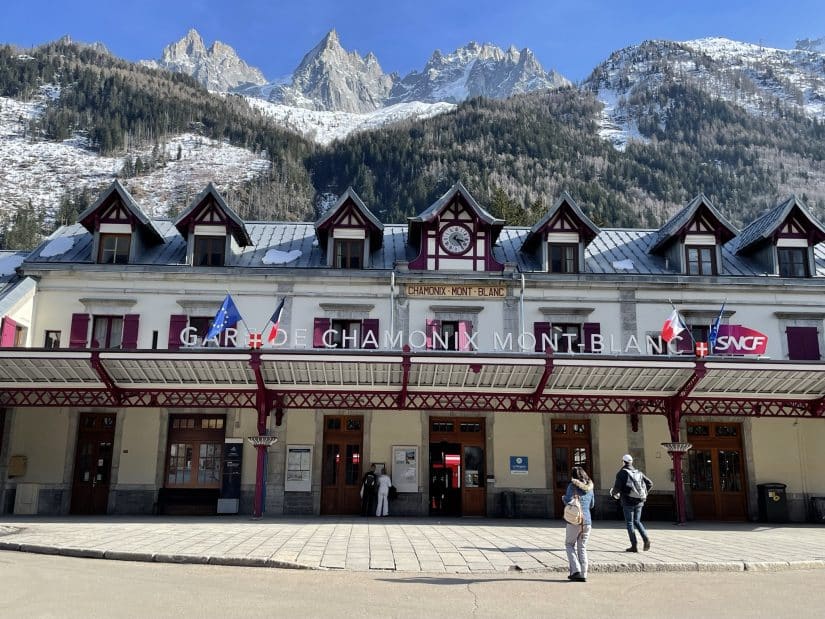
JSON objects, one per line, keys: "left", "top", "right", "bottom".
{"left": 687, "top": 423, "right": 747, "bottom": 520}
{"left": 320, "top": 416, "right": 363, "bottom": 515}
{"left": 71, "top": 413, "right": 116, "bottom": 515}
{"left": 551, "top": 420, "right": 591, "bottom": 518}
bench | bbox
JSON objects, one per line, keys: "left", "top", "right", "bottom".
{"left": 157, "top": 488, "right": 220, "bottom": 516}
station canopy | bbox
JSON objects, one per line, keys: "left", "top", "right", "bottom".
{"left": 1, "top": 349, "right": 824, "bottom": 417}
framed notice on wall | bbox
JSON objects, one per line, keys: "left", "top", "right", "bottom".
{"left": 285, "top": 444, "right": 313, "bottom": 492}
{"left": 391, "top": 445, "right": 419, "bottom": 493}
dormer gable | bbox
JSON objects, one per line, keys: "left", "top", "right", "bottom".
{"left": 314, "top": 188, "right": 383, "bottom": 268}
{"left": 77, "top": 180, "right": 164, "bottom": 264}
{"left": 173, "top": 183, "right": 251, "bottom": 267}
{"left": 734, "top": 195, "right": 825, "bottom": 277}
{"left": 649, "top": 194, "right": 737, "bottom": 275}
{"left": 520, "top": 192, "right": 600, "bottom": 273}
{"left": 407, "top": 182, "right": 505, "bottom": 272}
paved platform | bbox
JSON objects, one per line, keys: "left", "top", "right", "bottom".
{"left": 1, "top": 517, "right": 824, "bottom": 574}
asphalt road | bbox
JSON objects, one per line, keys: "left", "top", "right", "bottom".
{"left": 1, "top": 551, "right": 823, "bottom": 618}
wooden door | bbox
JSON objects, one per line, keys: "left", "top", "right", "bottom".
{"left": 429, "top": 418, "right": 486, "bottom": 516}
{"left": 320, "top": 415, "right": 363, "bottom": 515}
{"left": 71, "top": 413, "right": 116, "bottom": 515}
{"left": 551, "top": 420, "right": 592, "bottom": 518}
{"left": 687, "top": 423, "right": 747, "bottom": 520}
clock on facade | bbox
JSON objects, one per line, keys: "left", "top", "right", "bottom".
{"left": 440, "top": 224, "right": 471, "bottom": 254}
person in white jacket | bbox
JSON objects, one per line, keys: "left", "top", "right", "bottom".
{"left": 376, "top": 467, "right": 392, "bottom": 516}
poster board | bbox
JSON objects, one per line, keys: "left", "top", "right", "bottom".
{"left": 391, "top": 445, "right": 419, "bottom": 493}
{"left": 285, "top": 444, "right": 313, "bottom": 492}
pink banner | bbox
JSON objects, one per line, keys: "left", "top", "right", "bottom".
{"left": 713, "top": 325, "right": 768, "bottom": 355}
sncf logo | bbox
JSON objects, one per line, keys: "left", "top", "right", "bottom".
{"left": 714, "top": 325, "right": 769, "bottom": 355}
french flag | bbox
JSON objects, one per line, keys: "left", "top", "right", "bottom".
{"left": 267, "top": 298, "right": 285, "bottom": 343}
{"left": 661, "top": 309, "right": 687, "bottom": 343}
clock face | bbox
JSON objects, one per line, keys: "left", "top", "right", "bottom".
{"left": 440, "top": 224, "right": 471, "bottom": 254}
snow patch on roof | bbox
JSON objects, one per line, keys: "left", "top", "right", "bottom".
{"left": 612, "top": 259, "right": 635, "bottom": 270}
{"left": 0, "top": 253, "right": 25, "bottom": 276}
{"left": 262, "top": 248, "right": 302, "bottom": 265}
{"left": 39, "top": 236, "right": 75, "bottom": 258}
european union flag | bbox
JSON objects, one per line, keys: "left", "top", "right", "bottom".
{"left": 206, "top": 294, "right": 243, "bottom": 340}
{"left": 708, "top": 301, "right": 726, "bottom": 353}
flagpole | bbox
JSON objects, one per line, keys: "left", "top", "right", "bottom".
{"left": 668, "top": 298, "right": 696, "bottom": 347}
{"left": 226, "top": 289, "right": 254, "bottom": 337}
{"left": 709, "top": 298, "right": 727, "bottom": 355}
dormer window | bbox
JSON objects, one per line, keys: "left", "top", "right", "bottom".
{"left": 334, "top": 238, "right": 363, "bottom": 269}
{"left": 173, "top": 183, "right": 252, "bottom": 268}
{"left": 521, "top": 193, "right": 599, "bottom": 275}
{"left": 315, "top": 188, "right": 383, "bottom": 270}
{"left": 777, "top": 247, "right": 808, "bottom": 277}
{"left": 194, "top": 236, "right": 226, "bottom": 266}
{"left": 686, "top": 245, "right": 716, "bottom": 275}
{"left": 98, "top": 233, "right": 131, "bottom": 264}
{"left": 549, "top": 243, "right": 578, "bottom": 273}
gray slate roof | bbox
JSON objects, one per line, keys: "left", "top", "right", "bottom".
{"left": 650, "top": 194, "right": 738, "bottom": 254}
{"left": 173, "top": 182, "right": 253, "bottom": 246}
{"left": 77, "top": 180, "right": 165, "bottom": 244}
{"left": 24, "top": 220, "right": 825, "bottom": 277}
{"left": 0, "top": 276, "right": 36, "bottom": 317}
{"left": 733, "top": 195, "right": 825, "bottom": 254}
{"left": 409, "top": 182, "right": 504, "bottom": 226}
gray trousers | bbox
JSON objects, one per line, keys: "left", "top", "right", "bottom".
{"left": 565, "top": 523, "right": 591, "bottom": 576}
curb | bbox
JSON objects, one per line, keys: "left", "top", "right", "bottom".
{"left": 0, "top": 542, "right": 317, "bottom": 571}
{"left": 1, "top": 541, "right": 823, "bottom": 574}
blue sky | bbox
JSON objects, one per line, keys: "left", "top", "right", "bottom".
{"left": 1, "top": 1, "right": 823, "bottom": 81}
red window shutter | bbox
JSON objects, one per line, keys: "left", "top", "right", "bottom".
{"left": 122, "top": 314, "right": 140, "bottom": 349}
{"left": 69, "top": 313, "right": 90, "bottom": 349}
{"left": 425, "top": 319, "right": 441, "bottom": 350}
{"left": 361, "top": 318, "right": 379, "bottom": 349}
{"left": 583, "top": 322, "right": 600, "bottom": 353}
{"left": 168, "top": 314, "right": 189, "bottom": 350}
{"left": 313, "top": 317, "right": 331, "bottom": 348}
{"left": 787, "top": 326, "right": 820, "bottom": 360}
{"left": 534, "top": 321, "right": 551, "bottom": 352}
{"left": 458, "top": 320, "right": 473, "bottom": 351}
{"left": 0, "top": 317, "right": 17, "bottom": 347}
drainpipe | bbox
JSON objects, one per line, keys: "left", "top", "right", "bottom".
{"left": 390, "top": 271, "right": 396, "bottom": 349}
{"left": 519, "top": 273, "right": 526, "bottom": 352}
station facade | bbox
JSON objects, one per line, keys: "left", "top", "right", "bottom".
{"left": 1, "top": 181, "right": 824, "bottom": 522}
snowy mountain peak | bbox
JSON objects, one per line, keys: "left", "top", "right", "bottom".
{"left": 795, "top": 36, "right": 825, "bottom": 53}
{"left": 271, "top": 30, "right": 394, "bottom": 113}
{"left": 388, "top": 40, "right": 569, "bottom": 105}
{"left": 148, "top": 28, "right": 268, "bottom": 92}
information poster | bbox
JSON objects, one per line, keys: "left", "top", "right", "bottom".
{"left": 391, "top": 445, "right": 418, "bottom": 493}
{"left": 509, "top": 456, "right": 529, "bottom": 475}
{"left": 285, "top": 444, "right": 313, "bottom": 492}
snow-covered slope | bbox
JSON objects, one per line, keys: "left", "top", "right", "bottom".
{"left": 0, "top": 86, "right": 269, "bottom": 218}
{"left": 586, "top": 37, "right": 825, "bottom": 150}
{"left": 245, "top": 97, "right": 456, "bottom": 146}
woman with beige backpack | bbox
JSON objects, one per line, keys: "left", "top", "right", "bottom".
{"left": 562, "top": 466, "right": 594, "bottom": 582}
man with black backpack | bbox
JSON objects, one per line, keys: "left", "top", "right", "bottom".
{"left": 610, "top": 454, "right": 653, "bottom": 552}
{"left": 360, "top": 464, "right": 378, "bottom": 516}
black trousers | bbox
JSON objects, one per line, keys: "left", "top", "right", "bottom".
{"left": 361, "top": 492, "right": 377, "bottom": 516}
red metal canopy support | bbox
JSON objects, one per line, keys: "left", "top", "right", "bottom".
{"left": 249, "top": 352, "right": 272, "bottom": 519}
{"left": 90, "top": 351, "right": 122, "bottom": 405}
{"left": 532, "top": 350, "right": 554, "bottom": 409}
{"left": 665, "top": 361, "right": 706, "bottom": 525}
{"left": 398, "top": 345, "right": 412, "bottom": 408}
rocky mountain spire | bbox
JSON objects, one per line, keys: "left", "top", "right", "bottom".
{"left": 150, "top": 28, "right": 268, "bottom": 92}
